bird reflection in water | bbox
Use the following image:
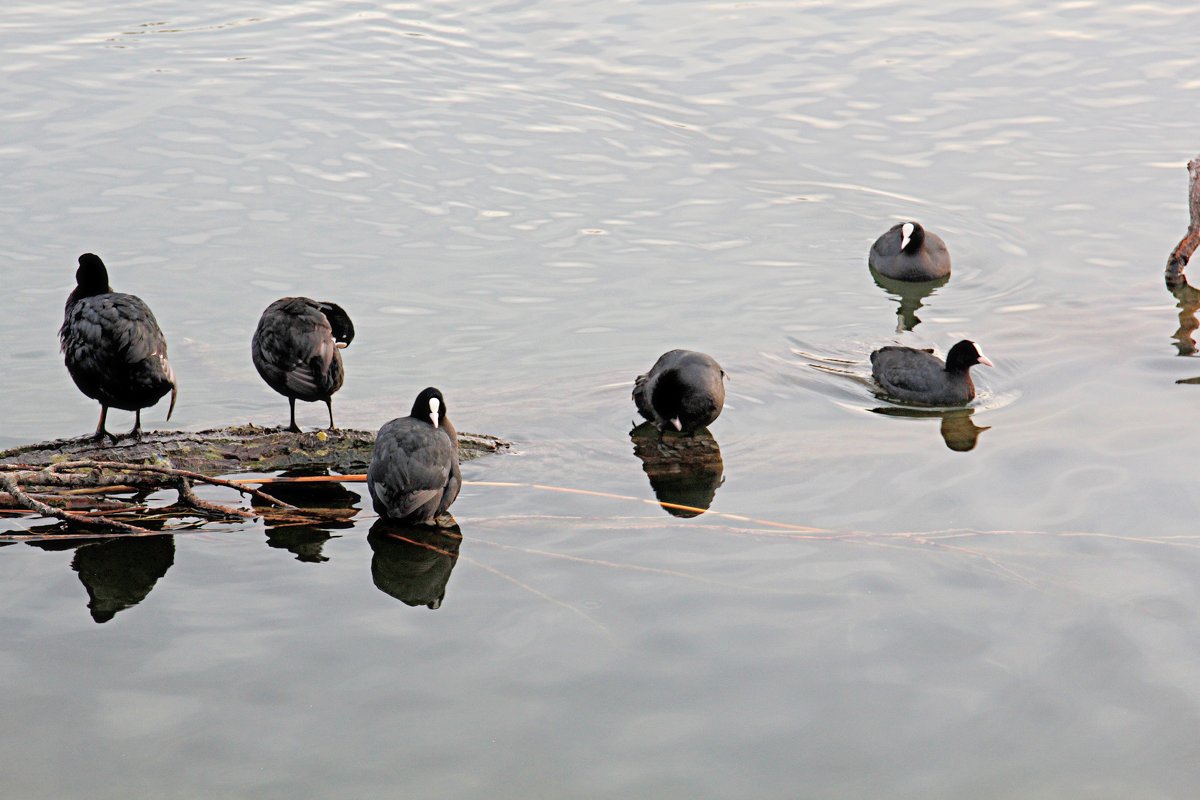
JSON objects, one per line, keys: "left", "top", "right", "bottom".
{"left": 629, "top": 422, "right": 725, "bottom": 517}
{"left": 251, "top": 470, "right": 359, "bottom": 563}
{"left": 869, "top": 267, "right": 949, "bottom": 332}
{"left": 367, "top": 520, "right": 461, "bottom": 609}
{"left": 870, "top": 406, "right": 991, "bottom": 452}
{"left": 24, "top": 534, "right": 175, "bottom": 623}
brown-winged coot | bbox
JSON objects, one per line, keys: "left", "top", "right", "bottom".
{"left": 869, "top": 221, "right": 951, "bottom": 282}
{"left": 367, "top": 387, "right": 462, "bottom": 526}
{"left": 870, "top": 339, "right": 992, "bottom": 405}
{"left": 60, "top": 253, "right": 178, "bottom": 441}
{"left": 633, "top": 349, "right": 726, "bottom": 434}
{"left": 251, "top": 297, "right": 354, "bottom": 432}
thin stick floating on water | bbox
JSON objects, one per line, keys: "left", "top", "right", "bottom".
{"left": 230, "top": 474, "right": 831, "bottom": 535}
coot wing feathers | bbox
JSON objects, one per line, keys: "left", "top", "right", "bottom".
{"left": 61, "top": 293, "right": 174, "bottom": 406}
{"left": 869, "top": 225, "right": 903, "bottom": 260}
{"left": 107, "top": 294, "right": 169, "bottom": 363}
{"left": 632, "top": 370, "right": 654, "bottom": 420}
{"left": 871, "top": 347, "right": 945, "bottom": 395}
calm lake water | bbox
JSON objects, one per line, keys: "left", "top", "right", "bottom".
{"left": 5, "top": 0, "right": 1200, "bottom": 796}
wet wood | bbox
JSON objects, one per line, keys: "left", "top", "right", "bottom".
{"left": 0, "top": 424, "right": 509, "bottom": 475}
{"left": 1166, "top": 155, "right": 1200, "bottom": 286}
{"left": 0, "top": 425, "right": 509, "bottom": 535}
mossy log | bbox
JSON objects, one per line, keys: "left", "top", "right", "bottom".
{"left": 0, "top": 424, "right": 508, "bottom": 476}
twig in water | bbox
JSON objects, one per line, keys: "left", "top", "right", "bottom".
{"left": 0, "top": 473, "right": 153, "bottom": 535}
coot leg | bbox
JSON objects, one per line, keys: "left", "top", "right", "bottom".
{"left": 287, "top": 397, "right": 301, "bottom": 433}
{"left": 129, "top": 408, "right": 143, "bottom": 439}
{"left": 325, "top": 399, "right": 336, "bottom": 430}
{"left": 92, "top": 405, "right": 110, "bottom": 442}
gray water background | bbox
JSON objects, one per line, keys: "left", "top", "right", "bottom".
{"left": 4, "top": 0, "right": 1200, "bottom": 797}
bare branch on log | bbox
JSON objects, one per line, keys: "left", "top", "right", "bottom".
{"left": 0, "top": 473, "right": 154, "bottom": 535}
{"left": 172, "top": 478, "right": 258, "bottom": 520}
{"left": 45, "top": 461, "right": 297, "bottom": 509}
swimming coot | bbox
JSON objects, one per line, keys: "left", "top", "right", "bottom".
{"left": 60, "top": 253, "right": 178, "bottom": 441}
{"left": 367, "top": 387, "right": 461, "bottom": 526}
{"left": 870, "top": 340, "right": 992, "bottom": 405}
{"left": 868, "top": 221, "right": 951, "bottom": 282}
{"left": 633, "top": 349, "right": 726, "bottom": 434}
{"left": 251, "top": 297, "right": 354, "bottom": 432}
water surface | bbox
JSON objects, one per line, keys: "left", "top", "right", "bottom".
{"left": 4, "top": 0, "right": 1200, "bottom": 796}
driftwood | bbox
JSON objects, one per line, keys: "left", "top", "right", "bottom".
{"left": 0, "top": 425, "right": 509, "bottom": 535}
{"left": 0, "top": 424, "right": 507, "bottom": 474}
{"left": 1166, "top": 156, "right": 1200, "bottom": 287}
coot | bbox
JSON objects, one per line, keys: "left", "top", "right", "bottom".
{"left": 60, "top": 253, "right": 177, "bottom": 441}
{"left": 633, "top": 349, "right": 726, "bottom": 434}
{"left": 251, "top": 297, "right": 354, "bottom": 432}
{"left": 870, "top": 339, "right": 991, "bottom": 405}
{"left": 367, "top": 387, "right": 461, "bottom": 526}
{"left": 869, "top": 221, "right": 951, "bottom": 282}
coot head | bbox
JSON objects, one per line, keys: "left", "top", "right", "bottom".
{"left": 75, "top": 253, "right": 111, "bottom": 296}
{"left": 899, "top": 222, "right": 925, "bottom": 255}
{"left": 651, "top": 368, "right": 721, "bottom": 433}
{"left": 946, "top": 339, "right": 992, "bottom": 372}
{"left": 412, "top": 386, "right": 447, "bottom": 428}
{"left": 318, "top": 302, "right": 355, "bottom": 348}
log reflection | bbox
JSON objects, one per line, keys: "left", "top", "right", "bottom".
{"left": 630, "top": 422, "right": 725, "bottom": 517}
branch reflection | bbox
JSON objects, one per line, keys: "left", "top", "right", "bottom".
{"left": 251, "top": 470, "right": 359, "bottom": 563}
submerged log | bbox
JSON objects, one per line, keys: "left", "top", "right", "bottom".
{"left": 0, "top": 424, "right": 509, "bottom": 476}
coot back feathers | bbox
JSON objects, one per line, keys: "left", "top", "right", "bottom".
{"left": 60, "top": 253, "right": 177, "bottom": 441}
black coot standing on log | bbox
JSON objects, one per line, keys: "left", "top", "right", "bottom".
{"left": 368, "top": 387, "right": 462, "bottom": 526}
{"left": 251, "top": 297, "right": 354, "bottom": 432}
{"left": 870, "top": 340, "right": 992, "bottom": 405}
{"left": 633, "top": 349, "right": 726, "bottom": 434}
{"left": 60, "top": 253, "right": 178, "bottom": 441}
{"left": 869, "top": 221, "right": 951, "bottom": 282}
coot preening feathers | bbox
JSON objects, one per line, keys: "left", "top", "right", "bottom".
{"left": 251, "top": 297, "right": 354, "bottom": 432}
{"left": 870, "top": 339, "right": 992, "bottom": 405}
{"left": 367, "top": 387, "right": 462, "bottom": 526}
{"left": 60, "top": 253, "right": 177, "bottom": 441}
{"left": 869, "top": 221, "right": 951, "bottom": 282}
{"left": 633, "top": 349, "right": 726, "bottom": 434}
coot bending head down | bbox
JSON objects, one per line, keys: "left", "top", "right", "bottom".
{"left": 251, "top": 297, "right": 354, "bottom": 432}
{"left": 633, "top": 349, "right": 726, "bottom": 434}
